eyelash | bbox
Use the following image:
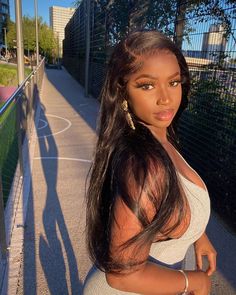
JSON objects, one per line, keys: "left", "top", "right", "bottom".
{"left": 169, "top": 80, "right": 182, "bottom": 87}
{"left": 136, "top": 82, "right": 154, "bottom": 90}
{"left": 136, "top": 80, "right": 183, "bottom": 90}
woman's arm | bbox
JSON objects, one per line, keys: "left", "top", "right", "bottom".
{"left": 194, "top": 232, "right": 217, "bottom": 276}
{"left": 106, "top": 261, "right": 210, "bottom": 295}
{"left": 107, "top": 197, "right": 211, "bottom": 295}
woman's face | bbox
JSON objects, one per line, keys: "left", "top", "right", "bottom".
{"left": 126, "top": 50, "right": 182, "bottom": 136}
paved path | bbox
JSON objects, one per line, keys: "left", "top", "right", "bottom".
{"left": 207, "top": 214, "right": 236, "bottom": 295}
{"left": 3, "top": 67, "right": 235, "bottom": 294}
{"left": 16, "top": 68, "right": 99, "bottom": 295}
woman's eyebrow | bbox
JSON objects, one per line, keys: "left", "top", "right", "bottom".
{"left": 134, "top": 74, "right": 157, "bottom": 81}
{"left": 168, "top": 72, "right": 181, "bottom": 79}
{"left": 134, "top": 72, "right": 180, "bottom": 81}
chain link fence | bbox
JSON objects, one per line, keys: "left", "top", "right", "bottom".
{"left": 63, "top": 0, "right": 236, "bottom": 231}
{"left": 177, "top": 0, "right": 236, "bottom": 231}
{"left": 0, "top": 59, "right": 45, "bottom": 258}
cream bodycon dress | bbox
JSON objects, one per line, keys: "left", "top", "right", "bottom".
{"left": 83, "top": 158, "right": 211, "bottom": 295}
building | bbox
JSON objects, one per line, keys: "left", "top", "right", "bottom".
{"left": 0, "top": 0, "right": 10, "bottom": 45}
{"left": 183, "top": 50, "right": 204, "bottom": 59}
{"left": 49, "top": 6, "right": 75, "bottom": 57}
{"left": 201, "top": 24, "right": 227, "bottom": 62}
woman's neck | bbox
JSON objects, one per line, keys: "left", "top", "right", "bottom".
{"left": 148, "top": 126, "right": 168, "bottom": 144}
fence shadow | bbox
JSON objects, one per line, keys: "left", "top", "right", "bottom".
{"left": 206, "top": 214, "right": 236, "bottom": 290}
{"left": 43, "top": 68, "right": 99, "bottom": 133}
{"left": 40, "top": 105, "right": 82, "bottom": 294}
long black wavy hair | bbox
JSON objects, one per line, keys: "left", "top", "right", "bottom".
{"left": 86, "top": 30, "right": 190, "bottom": 273}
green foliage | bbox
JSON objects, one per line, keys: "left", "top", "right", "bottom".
{"left": 6, "top": 16, "right": 57, "bottom": 61}
{"left": 189, "top": 77, "right": 226, "bottom": 112}
{"left": 23, "top": 15, "right": 38, "bottom": 51}
{"left": 186, "top": 76, "right": 235, "bottom": 156}
{"left": 6, "top": 18, "right": 16, "bottom": 49}
{"left": 179, "top": 76, "right": 236, "bottom": 230}
{"left": 0, "top": 102, "right": 18, "bottom": 205}
{"left": 185, "top": 0, "right": 235, "bottom": 41}
{"left": 0, "top": 65, "right": 18, "bottom": 86}
{"left": 230, "top": 58, "right": 236, "bottom": 64}
{"left": 85, "top": 0, "right": 236, "bottom": 49}
{"left": 0, "top": 64, "right": 32, "bottom": 86}
{"left": 39, "top": 23, "right": 57, "bottom": 58}
{"left": 103, "top": 0, "right": 177, "bottom": 44}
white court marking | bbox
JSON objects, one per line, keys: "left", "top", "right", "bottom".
{"left": 37, "top": 113, "right": 72, "bottom": 138}
{"left": 37, "top": 119, "right": 48, "bottom": 130}
{"left": 78, "top": 103, "right": 89, "bottom": 107}
{"left": 34, "top": 157, "right": 92, "bottom": 163}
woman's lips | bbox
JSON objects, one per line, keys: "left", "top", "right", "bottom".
{"left": 153, "top": 109, "right": 174, "bottom": 121}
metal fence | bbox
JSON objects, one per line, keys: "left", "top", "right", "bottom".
{"left": 63, "top": 0, "right": 236, "bottom": 231}
{"left": 0, "top": 59, "right": 45, "bottom": 259}
{"left": 176, "top": 0, "right": 236, "bottom": 231}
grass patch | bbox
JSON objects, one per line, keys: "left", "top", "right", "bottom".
{"left": 0, "top": 64, "right": 32, "bottom": 86}
{"left": 0, "top": 101, "right": 18, "bottom": 205}
{"left": 0, "top": 64, "right": 34, "bottom": 205}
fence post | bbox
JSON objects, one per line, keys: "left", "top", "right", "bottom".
{"left": 16, "top": 95, "right": 24, "bottom": 176}
{"left": 0, "top": 170, "right": 7, "bottom": 260}
{"left": 85, "top": 0, "right": 91, "bottom": 97}
{"left": 174, "top": 0, "right": 187, "bottom": 49}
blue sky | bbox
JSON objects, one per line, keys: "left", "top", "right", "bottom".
{"left": 9, "top": 0, "right": 75, "bottom": 24}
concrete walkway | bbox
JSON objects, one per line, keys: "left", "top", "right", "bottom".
{"left": 16, "top": 67, "right": 99, "bottom": 295}
{"left": 2, "top": 67, "right": 236, "bottom": 294}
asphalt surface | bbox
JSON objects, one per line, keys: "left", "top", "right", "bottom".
{"left": 5, "top": 67, "right": 235, "bottom": 294}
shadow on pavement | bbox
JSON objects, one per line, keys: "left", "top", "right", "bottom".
{"left": 207, "top": 214, "right": 236, "bottom": 290}
{"left": 38, "top": 104, "right": 82, "bottom": 294}
{"left": 43, "top": 68, "right": 99, "bottom": 133}
{"left": 22, "top": 99, "right": 83, "bottom": 294}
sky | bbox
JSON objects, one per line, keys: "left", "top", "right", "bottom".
{"left": 9, "top": 0, "right": 75, "bottom": 24}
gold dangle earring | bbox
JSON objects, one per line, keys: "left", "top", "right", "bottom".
{"left": 121, "top": 100, "right": 135, "bottom": 130}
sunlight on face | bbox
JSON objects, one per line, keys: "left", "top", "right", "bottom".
{"left": 126, "top": 51, "right": 182, "bottom": 137}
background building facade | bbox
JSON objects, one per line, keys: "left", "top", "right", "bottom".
{"left": 0, "top": 0, "right": 10, "bottom": 45}
{"left": 49, "top": 6, "right": 75, "bottom": 57}
{"left": 202, "top": 24, "right": 227, "bottom": 61}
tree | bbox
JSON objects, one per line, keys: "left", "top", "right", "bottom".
{"left": 6, "top": 16, "right": 57, "bottom": 61}
{"left": 39, "top": 23, "right": 57, "bottom": 60}
{"left": 23, "top": 15, "right": 37, "bottom": 52}
{"left": 88, "top": 0, "right": 236, "bottom": 49}
{"left": 6, "top": 18, "right": 16, "bottom": 49}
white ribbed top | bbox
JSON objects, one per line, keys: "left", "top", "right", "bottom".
{"left": 150, "top": 171, "right": 210, "bottom": 264}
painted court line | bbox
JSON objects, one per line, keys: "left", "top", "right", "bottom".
{"left": 34, "top": 157, "right": 92, "bottom": 163}
{"left": 36, "top": 113, "right": 72, "bottom": 138}
{"left": 37, "top": 119, "right": 48, "bottom": 130}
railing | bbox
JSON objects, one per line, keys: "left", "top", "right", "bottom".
{"left": 0, "top": 58, "right": 45, "bottom": 259}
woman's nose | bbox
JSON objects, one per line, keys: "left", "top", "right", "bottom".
{"left": 156, "top": 88, "right": 170, "bottom": 105}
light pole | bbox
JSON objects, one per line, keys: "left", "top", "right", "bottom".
{"left": 3, "top": 27, "right": 8, "bottom": 61}
{"left": 15, "top": 0, "right": 25, "bottom": 85}
{"left": 57, "top": 31, "right": 60, "bottom": 66}
{"left": 34, "top": 0, "right": 39, "bottom": 66}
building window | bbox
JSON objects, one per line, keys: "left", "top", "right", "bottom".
{"left": 1, "top": 4, "right": 9, "bottom": 14}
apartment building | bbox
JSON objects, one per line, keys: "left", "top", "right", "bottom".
{"left": 49, "top": 6, "right": 75, "bottom": 57}
{"left": 0, "top": 0, "right": 10, "bottom": 45}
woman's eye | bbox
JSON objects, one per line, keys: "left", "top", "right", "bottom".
{"left": 137, "top": 83, "right": 154, "bottom": 90}
{"left": 169, "top": 80, "right": 181, "bottom": 87}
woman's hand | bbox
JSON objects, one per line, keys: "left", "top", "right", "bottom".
{"left": 186, "top": 270, "right": 211, "bottom": 295}
{"left": 194, "top": 233, "right": 217, "bottom": 276}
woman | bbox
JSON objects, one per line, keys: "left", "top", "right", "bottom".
{"left": 83, "top": 30, "right": 217, "bottom": 295}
